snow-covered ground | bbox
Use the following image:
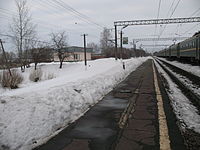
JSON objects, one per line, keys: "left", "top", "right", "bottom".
{"left": 0, "top": 57, "right": 149, "bottom": 150}
{"left": 156, "top": 59, "right": 200, "bottom": 98}
{"left": 154, "top": 60, "right": 200, "bottom": 134}
{"left": 157, "top": 57, "right": 200, "bottom": 77}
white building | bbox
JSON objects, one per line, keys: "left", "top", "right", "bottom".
{"left": 54, "top": 46, "right": 93, "bottom": 62}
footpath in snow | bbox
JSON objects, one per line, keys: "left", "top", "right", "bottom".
{"left": 0, "top": 57, "right": 149, "bottom": 150}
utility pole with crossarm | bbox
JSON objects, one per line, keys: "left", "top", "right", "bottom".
{"left": 82, "top": 34, "right": 88, "bottom": 67}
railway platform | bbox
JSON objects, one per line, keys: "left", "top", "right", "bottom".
{"left": 34, "top": 59, "right": 186, "bottom": 150}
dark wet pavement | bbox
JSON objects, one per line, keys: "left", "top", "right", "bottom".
{"left": 34, "top": 60, "right": 158, "bottom": 150}
{"left": 34, "top": 59, "right": 185, "bottom": 150}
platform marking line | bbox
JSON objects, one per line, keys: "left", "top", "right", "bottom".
{"left": 118, "top": 79, "right": 143, "bottom": 129}
{"left": 152, "top": 62, "right": 171, "bottom": 150}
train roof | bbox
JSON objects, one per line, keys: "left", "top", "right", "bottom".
{"left": 193, "top": 31, "right": 200, "bottom": 37}
{"left": 177, "top": 31, "right": 199, "bottom": 45}
{"left": 157, "top": 31, "right": 199, "bottom": 52}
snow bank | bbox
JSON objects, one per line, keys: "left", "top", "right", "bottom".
{"left": 0, "top": 57, "right": 149, "bottom": 150}
{"left": 154, "top": 60, "right": 200, "bottom": 133}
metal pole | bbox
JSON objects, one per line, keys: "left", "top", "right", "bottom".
{"left": 120, "top": 31, "right": 123, "bottom": 59}
{"left": 83, "top": 34, "right": 87, "bottom": 66}
{"left": 133, "top": 40, "right": 136, "bottom": 57}
{"left": 0, "top": 39, "right": 12, "bottom": 76}
{"left": 114, "top": 25, "right": 118, "bottom": 60}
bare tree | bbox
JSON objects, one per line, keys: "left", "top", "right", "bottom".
{"left": 87, "top": 42, "right": 100, "bottom": 54}
{"left": 100, "top": 27, "right": 114, "bottom": 56}
{"left": 10, "top": 0, "right": 36, "bottom": 71}
{"left": 31, "top": 48, "right": 53, "bottom": 70}
{"left": 23, "top": 40, "right": 52, "bottom": 70}
{"left": 51, "top": 31, "right": 69, "bottom": 69}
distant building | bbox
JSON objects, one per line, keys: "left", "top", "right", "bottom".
{"left": 53, "top": 46, "right": 93, "bottom": 62}
{"left": 91, "top": 53, "right": 106, "bottom": 60}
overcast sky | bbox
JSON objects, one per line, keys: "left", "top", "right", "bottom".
{"left": 0, "top": 0, "right": 200, "bottom": 52}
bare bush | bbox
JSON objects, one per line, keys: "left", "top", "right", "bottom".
{"left": 0, "top": 70, "right": 23, "bottom": 89}
{"left": 0, "top": 72, "right": 2, "bottom": 86}
{"left": 44, "top": 72, "right": 55, "bottom": 80}
{"left": 29, "top": 68, "right": 43, "bottom": 82}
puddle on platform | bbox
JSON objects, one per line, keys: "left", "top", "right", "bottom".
{"left": 64, "top": 95, "right": 129, "bottom": 149}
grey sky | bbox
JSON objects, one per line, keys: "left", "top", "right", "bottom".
{"left": 0, "top": 0, "right": 200, "bottom": 52}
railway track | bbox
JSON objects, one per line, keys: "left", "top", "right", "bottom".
{"left": 155, "top": 58, "right": 200, "bottom": 112}
{"left": 157, "top": 58, "right": 200, "bottom": 86}
{"left": 154, "top": 57, "right": 200, "bottom": 149}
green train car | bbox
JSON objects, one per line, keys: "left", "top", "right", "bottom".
{"left": 155, "top": 32, "right": 200, "bottom": 62}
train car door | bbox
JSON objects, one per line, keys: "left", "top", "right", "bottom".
{"left": 198, "top": 36, "right": 200, "bottom": 60}
{"left": 177, "top": 43, "right": 180, "bottom": 58}
{"left": 196, "top": 37, "right": 198, "bottom": 60}
{"left": 196, "top": 36, "right": 200, "bottom": 60}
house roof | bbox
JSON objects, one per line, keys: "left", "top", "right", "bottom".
{"left": 55, "top": 46, "right": 93, "bottom": 53}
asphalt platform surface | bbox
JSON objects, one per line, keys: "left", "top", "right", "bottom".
{"left": 34, "top": 59, "right": 185, "bottom": 150}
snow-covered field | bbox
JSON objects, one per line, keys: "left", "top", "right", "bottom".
{"left": 157, "top": 57, "right": 200, "bottom": 77}
{"left": 154, "top": 60, "right": 200, "bottom": 134}
{"left": 0, "top": 57, "right": 149, "bottom": 150}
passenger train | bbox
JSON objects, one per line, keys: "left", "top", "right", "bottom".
{"left": 155, "top": 31, "right": 200, "bottom": 63}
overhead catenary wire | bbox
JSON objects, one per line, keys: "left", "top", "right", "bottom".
{"left": 182, "top": 23, "right": 200, "bottom": 35}
{"left": 156, "top": 0, "right": 176, "bottom": 39}
{"left": 190, "top": 7, "right": 200, "bottom": 17}
{"left": 158, "top": 0, "right": 181, "bottom": 38}
{"left": 165, "top": 0, "right": 176, "bottom": 17}
{"left": 153, "top": 0, "right": 162, "bottom": 51}
{"left": 177, "top": 7, "right": 200, "bottom": 36}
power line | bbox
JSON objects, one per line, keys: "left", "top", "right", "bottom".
{"left": 166, "top": 0, "right": 176, "bottom": 17}
{"left": 157, "top": 0, "right": 162, "bottom": 19}
{"left": 37, "top": 0, "right": 105, "bottom": 30}
{"left": 177, "top": 7, "right": 200, "bottom": 36}
{"left": 169, "top": 0, "right": 181, "bottom": 18}
{"left": 0, "top": 7, "right": 91, "bottom": 36}
{"left": 156, "top": 0, "right": 176, "bottom": 39}
{"left": 32, "top": 0, "right": 105, "bottom": 32}
{"left": 56, "top": 0, "right": 105, "bottom": 28}
{"left": 0, "top": 33, "right": 51, "bottom": 45}
{"left": 48, "top": 0, "right": 98, "bottom": 28}
{"left": 182, "top": 23, "right": 200, "bottom": 35}
{"left": 153, "top": 0, "right": 162, "bottom": 48}
{"left": 190, "top": 7, "right": 200, "bottom": 17}
{"left": 1, "top": 1, "right": 104, "bottom": 34}
{"left": 158, "top": 0, "right": 181, "bottom": 38}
